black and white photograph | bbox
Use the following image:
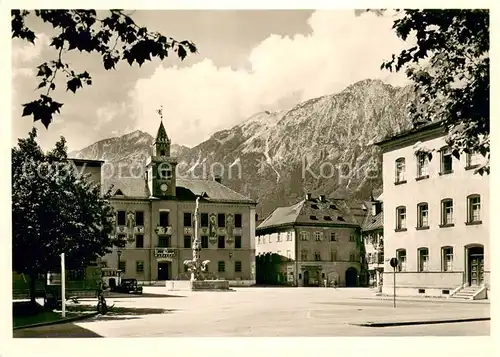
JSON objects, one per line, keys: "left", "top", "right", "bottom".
{"left": 4, "top": 2, "right": 493, "bottom": 351}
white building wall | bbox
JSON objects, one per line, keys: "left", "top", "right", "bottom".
{"left": 381, "top": 134, "right": 489, "bottom": 297}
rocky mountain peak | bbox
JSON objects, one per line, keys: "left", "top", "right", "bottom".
{"left": 71, "top": 79, "right": 414, "bottom": 218}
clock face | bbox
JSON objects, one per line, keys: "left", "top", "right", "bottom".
{"left": 160, "top": 183, "right": 168, "bottom": 192}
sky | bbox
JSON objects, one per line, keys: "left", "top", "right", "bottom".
{"left": 11, "top": 9, "right": 412, "bottom": 152}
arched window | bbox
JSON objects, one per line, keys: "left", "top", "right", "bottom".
{"left": 440, "top": 198, "right": 454, "bottom": 226}
{"left": 417, "top": 202, "right": 429, "bottom": 228}
{"left": 467, "top": 194, "right": 481, "bottom": 223}
{"left": 466, "top": 151, "right": 481, "bottom": 169}
{"left": 440, "top": 146, "right": 453, "bottom": 175}
{"left": 395, "top": 206, "right": 407, "bottom": 230}
{"left": 417, "top": 247, "right": 429, "bottom": 272}
{"left": 314, "top": 231, "right": 322, "bottom": 241}
{"left": 395, "top": 157, "right": 406, "bottom": 183}
{"left": 416, "top": 152, "right": 429, "bottom": 178}
{"left": 396, "top": 249, "right": 406, "bottom": 272}
{"left": 441, "top": 246, "right": 454, "bottom": 272}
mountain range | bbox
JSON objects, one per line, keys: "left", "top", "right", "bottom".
{"left": 70, "top": 79, "right": 415, "bottom": 219}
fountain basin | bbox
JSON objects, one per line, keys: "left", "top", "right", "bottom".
{"left": 191, "top": 280, "right": 230, "bottom": 291}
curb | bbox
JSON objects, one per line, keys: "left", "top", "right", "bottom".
{"left": 13, "top": 311, "right": 99, "bottom": 330}
{"left": 350, "top": 297, "right": 490, "bottom": 304}
{"left": 351, "top": 317, "right": 490, "bottom": 328}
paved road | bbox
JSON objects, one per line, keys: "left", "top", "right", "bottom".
{"left": 14, "top": 287, "right": 490, "bottom": 337}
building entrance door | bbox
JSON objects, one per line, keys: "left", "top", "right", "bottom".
{"left": 345, "top": 267, "right": 358, "bottom": 287}
{"left": 468, "top": 247, "right": 484, "bottom": 286}
{"left": 303, "top": 271, "right": 310, "bottom": 286}
{"left": 158, "top": 262, "right": 170, "bottom": 281}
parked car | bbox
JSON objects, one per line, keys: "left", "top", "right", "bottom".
{"left": 113, "top": 278, "right": 143, "bottom": 294}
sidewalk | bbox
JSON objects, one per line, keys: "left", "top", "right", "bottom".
{"left": 351, "top": 295, "right": 490, "bottom": 304}
{"left": 345, "top": 299, "right": 490, "bottom": 327}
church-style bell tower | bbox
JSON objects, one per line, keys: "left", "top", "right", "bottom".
{"left": 146, "top": 106, "right": 177, "bottom": 198}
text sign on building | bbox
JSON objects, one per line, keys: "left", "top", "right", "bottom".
{"left": 154, "top": 248, "right": 176, "bottom": 259}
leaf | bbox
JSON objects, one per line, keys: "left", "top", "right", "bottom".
{"left": 177, "top": 45, "right": 187, "bottom": 60}
{"left": 38, "top": 81, "right": 47, "bottom": 89}
{"left": 21, "top": 102, "right": 36, "bottom": 117}
{"left": 36, "top": 63, "right": 53, "bottom": 78}
{"left": 50, "top": 101, "right": 63, "bottom": 114}
{"left": 50, "top": 36, "right": 65, "bottom": 49}
{"left": 66, "top": 77, "right": 82, "bottom": 93}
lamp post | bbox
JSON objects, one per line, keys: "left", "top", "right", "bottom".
{"left": 117, "top": 250, "right": 122, "bottom": 276}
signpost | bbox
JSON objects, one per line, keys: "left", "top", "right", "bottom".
{"left": 389, "top": 257, "right": 398, "bottom": 308}
{"left": 61, "top": 253, "right": 66, "bottom": 317}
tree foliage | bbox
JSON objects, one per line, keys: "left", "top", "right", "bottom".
{"left": 381, "top": 9, "right": 489, "bottom": 174}
{"left": 12, "top": 10, "right": 197, "bottom": 128}
{"left": 12, "top": 129, "right": 125, "bottom": 300}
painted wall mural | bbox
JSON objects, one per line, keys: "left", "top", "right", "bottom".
{"left": 226, "top": 213, "right": 234, "bottom": 244}
{"left": 126, "top": 211, "right": 135, "bottom": 241}
{"left": 209, "top": 213, "right": 217, "bottom": 238}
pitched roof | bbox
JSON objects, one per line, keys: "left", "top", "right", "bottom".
{"left": 103, "top": 178, "right": 150, "bottom": 198}
{"left": 176, "top": 178, "right": 256, "bottom": 203}
{"left": 102, "top": 177, "right": 255, "bottom": 203}
{"left": 361, "top": 201, "right": 384, "bottom": 232}
{"left": 257, "top": 197, "right": 360, "bottom": 230}
{"left": 258, "top": 200, "right": 305, "bottom": 229}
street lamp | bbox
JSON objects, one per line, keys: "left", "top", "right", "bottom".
{"left": 117, "top": 250, "right": 122, "bottom": 273}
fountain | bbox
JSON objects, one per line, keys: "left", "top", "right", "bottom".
{"left": 183, "top": 197, "right": 230, "bottom": 291}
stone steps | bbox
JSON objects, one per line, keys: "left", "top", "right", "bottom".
{"left": 449, "top": 286, "right": 484, "bottom": 300}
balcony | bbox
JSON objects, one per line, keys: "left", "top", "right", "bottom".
{"left": 135, "top": 226, "right": 145, "bottom": 234}
{"left": 155, "top": 225, "right": 173, "bottom": 236}
{"left": 154, "top": 248, "right": 176, "bottom": 259}
{"left": 116, "top": 225, "right": 145, "bottom": 234}
{"left": 116, "top": 226, "right": 127, "bottom": 234}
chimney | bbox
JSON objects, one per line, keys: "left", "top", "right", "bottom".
{"left": 305, "top": 193, "right": 312, "bottom": 201}
{"left": 214, "top": 175, "right": 222, "bottom": 184}
{"left": 319, "top": 194, "right": 326, "bottom": 202}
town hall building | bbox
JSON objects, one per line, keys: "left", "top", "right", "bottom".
{"left": 73, "top": 121, "right": 257, "bottom": 285}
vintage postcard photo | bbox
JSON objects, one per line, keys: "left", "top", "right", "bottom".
{"left": 8, "top": 6, "right": 490, "bottom": 343}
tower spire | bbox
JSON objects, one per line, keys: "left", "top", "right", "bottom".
{"left": 155, "top": 105, "right": 169, "bottom": 144}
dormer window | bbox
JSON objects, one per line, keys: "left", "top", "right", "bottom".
{"left": 115, "top": 189, "right": 124, "bottom": 196}
{"left": 324, "top": 216, "right": 332, "bottom": 221}
{"left": 311, "top": 204, "right": 319, "bottom": 209}
{"left": 372, "top": 202, "right": 382, "bottom": 216}
{"left": 310, "top": 215, "right": 318, "bottom": 220}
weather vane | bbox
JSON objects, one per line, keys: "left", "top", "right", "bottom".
{"left": 156, "top": 105, "right": 163, "bottom": 121}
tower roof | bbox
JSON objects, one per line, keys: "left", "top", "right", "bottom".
{"left": 156, "top": 121, "right": 170, "bottom": 143}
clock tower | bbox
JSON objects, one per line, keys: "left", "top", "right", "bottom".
{"left": 146, "top": 108, "right": 177, "bottom": 198}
